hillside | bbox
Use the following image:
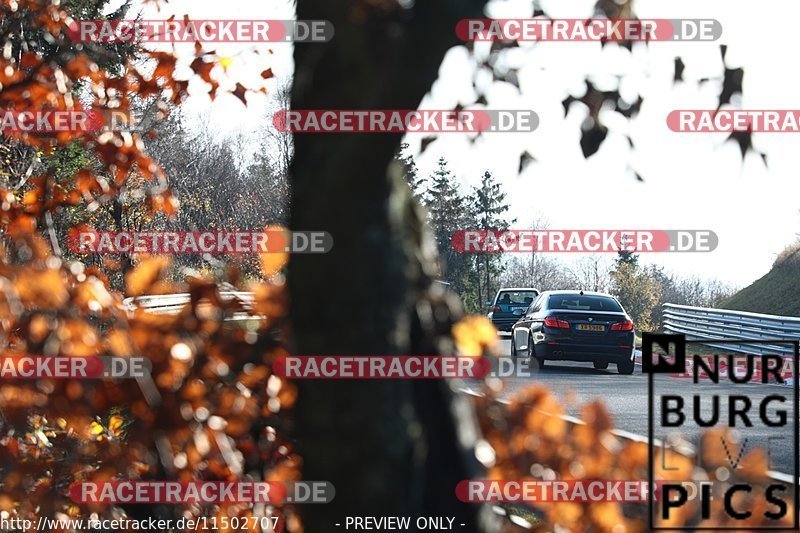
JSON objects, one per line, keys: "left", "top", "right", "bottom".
{"left": 719, "top": 242, "right": 800, "bottom": 317}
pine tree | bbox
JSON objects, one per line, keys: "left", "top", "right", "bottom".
{"left": 472, "top": 170, "right": 513, "bottom": 228}
{"left": 617, "top": 249, "right": 639, "bottom": 267}
{"left": 470, "top": 170, "right": 515, "bottom": 306}
{"left": 424, "top": 157, "right": 471, "bottom": 288}
{"left": 616, "top": 230, "right": 640, "bottom": 267}
{"left": 395, "top": 143, "right": 424, "bottom": 201}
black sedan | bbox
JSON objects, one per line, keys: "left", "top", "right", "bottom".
{"left": 510, "top": 290, "right": 636, "bottom": 374}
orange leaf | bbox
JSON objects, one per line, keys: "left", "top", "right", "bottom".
{"left": 452, "top": 315, "right": 498, "bottom": 356}
{"left": 14, "top": 268, "right": 68, "bottom": 309}
{"left": 260, "top": 225, "right": 289, "bottom": 277}
{"left": 190, "top": 57, "right": 215, "bottom": 84}
{"left": 232, "top": 83, "right": 248, "bottom": 106}
{"left": 125, "top": 256, "right": 172, "bottom": 297}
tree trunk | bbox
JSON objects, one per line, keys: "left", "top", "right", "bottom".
{"left": 288, "top": 0, "right": 499, "bottom": 531}
{"left": 484, "top": 254, "right": 490, "bottom": 306}
{"left": 110, "top": 196, "right": 134, "bottom": 289}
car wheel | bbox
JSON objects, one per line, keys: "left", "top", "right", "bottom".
{"left": 529, "top": 336, "right": 546, "bottom": 369}
{"left": 593, "top": 361, "right": 609, "bottom": 370}
{"left": 617, "top": 359, "right": 634, "bottom": 375}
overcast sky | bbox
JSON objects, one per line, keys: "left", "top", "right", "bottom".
{"left": 128, "top": 0, "right": 800, "bottom": 287}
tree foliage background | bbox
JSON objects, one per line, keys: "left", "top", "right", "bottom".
{"left": 0, "top": 0, "right": 776, "bottom": 532}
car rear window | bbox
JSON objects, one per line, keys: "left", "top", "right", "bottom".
{"left": 547, "top": 294, "right": 623, "bottom": 312}
{"left": 496, "top": 291, "right": 538, "bottom": 306}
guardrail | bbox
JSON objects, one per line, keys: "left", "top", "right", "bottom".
{"left": 123, "top": 291, "right": 257, "bottom": 320}
{"left": 662, "top": 303, "right": 800, "bottom": 355}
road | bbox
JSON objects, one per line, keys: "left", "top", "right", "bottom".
{"left": 465, "top": 335, "right": 797, "bottom": 478}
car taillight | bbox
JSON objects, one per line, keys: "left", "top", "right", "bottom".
{"left": 611, "top": 320, "right": 634, "bottom": 331}
{"left": 493, "top": 306, "right": 501, "bottom": 313}
{"left": 544, "top": 316, "right": 570, "bottom": 328}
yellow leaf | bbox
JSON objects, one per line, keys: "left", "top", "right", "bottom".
{"left": 108, "top": 415, "right": 124, "bottom": 433}
{"left": 452, "top": 315, "right": 498, "bottom": 356}
{"left": 89, "top": 421, "right": 104, "bottom": 438}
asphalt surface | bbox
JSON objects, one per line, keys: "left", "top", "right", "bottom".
{"left": 466, "top": 335, "right": 798, "bottom": 478}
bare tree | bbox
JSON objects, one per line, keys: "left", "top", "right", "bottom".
{"left": 501, "top": 254, "right": 576, "bottom": 290}
{"left": 569, "top": 255, "right": 613, "bottom": 292}
{"left": 265, "top": 83, "right": 294, "bottom": 183}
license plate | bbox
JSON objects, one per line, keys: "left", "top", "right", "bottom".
{"left": 577, "top": 324, "right": 605, "bottom": 332}
{"left": 512, "top": 307, "right": 525, "bottom": 315}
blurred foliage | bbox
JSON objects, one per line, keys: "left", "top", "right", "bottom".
{"left": 0, "top": 0, "right": 298, "bottom": 530}
{"left": 0, "top": 1, "right": 776, "bottom": 532}
{"left": 471, "top": 381, "right": 795, "bottom": 531}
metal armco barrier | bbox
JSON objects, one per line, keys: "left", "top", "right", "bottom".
{"left": 662, "top": 303, "right": 800, "bottom": 356}
{"left": 123, "top": 291, "right": 256, "bottom": 320}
